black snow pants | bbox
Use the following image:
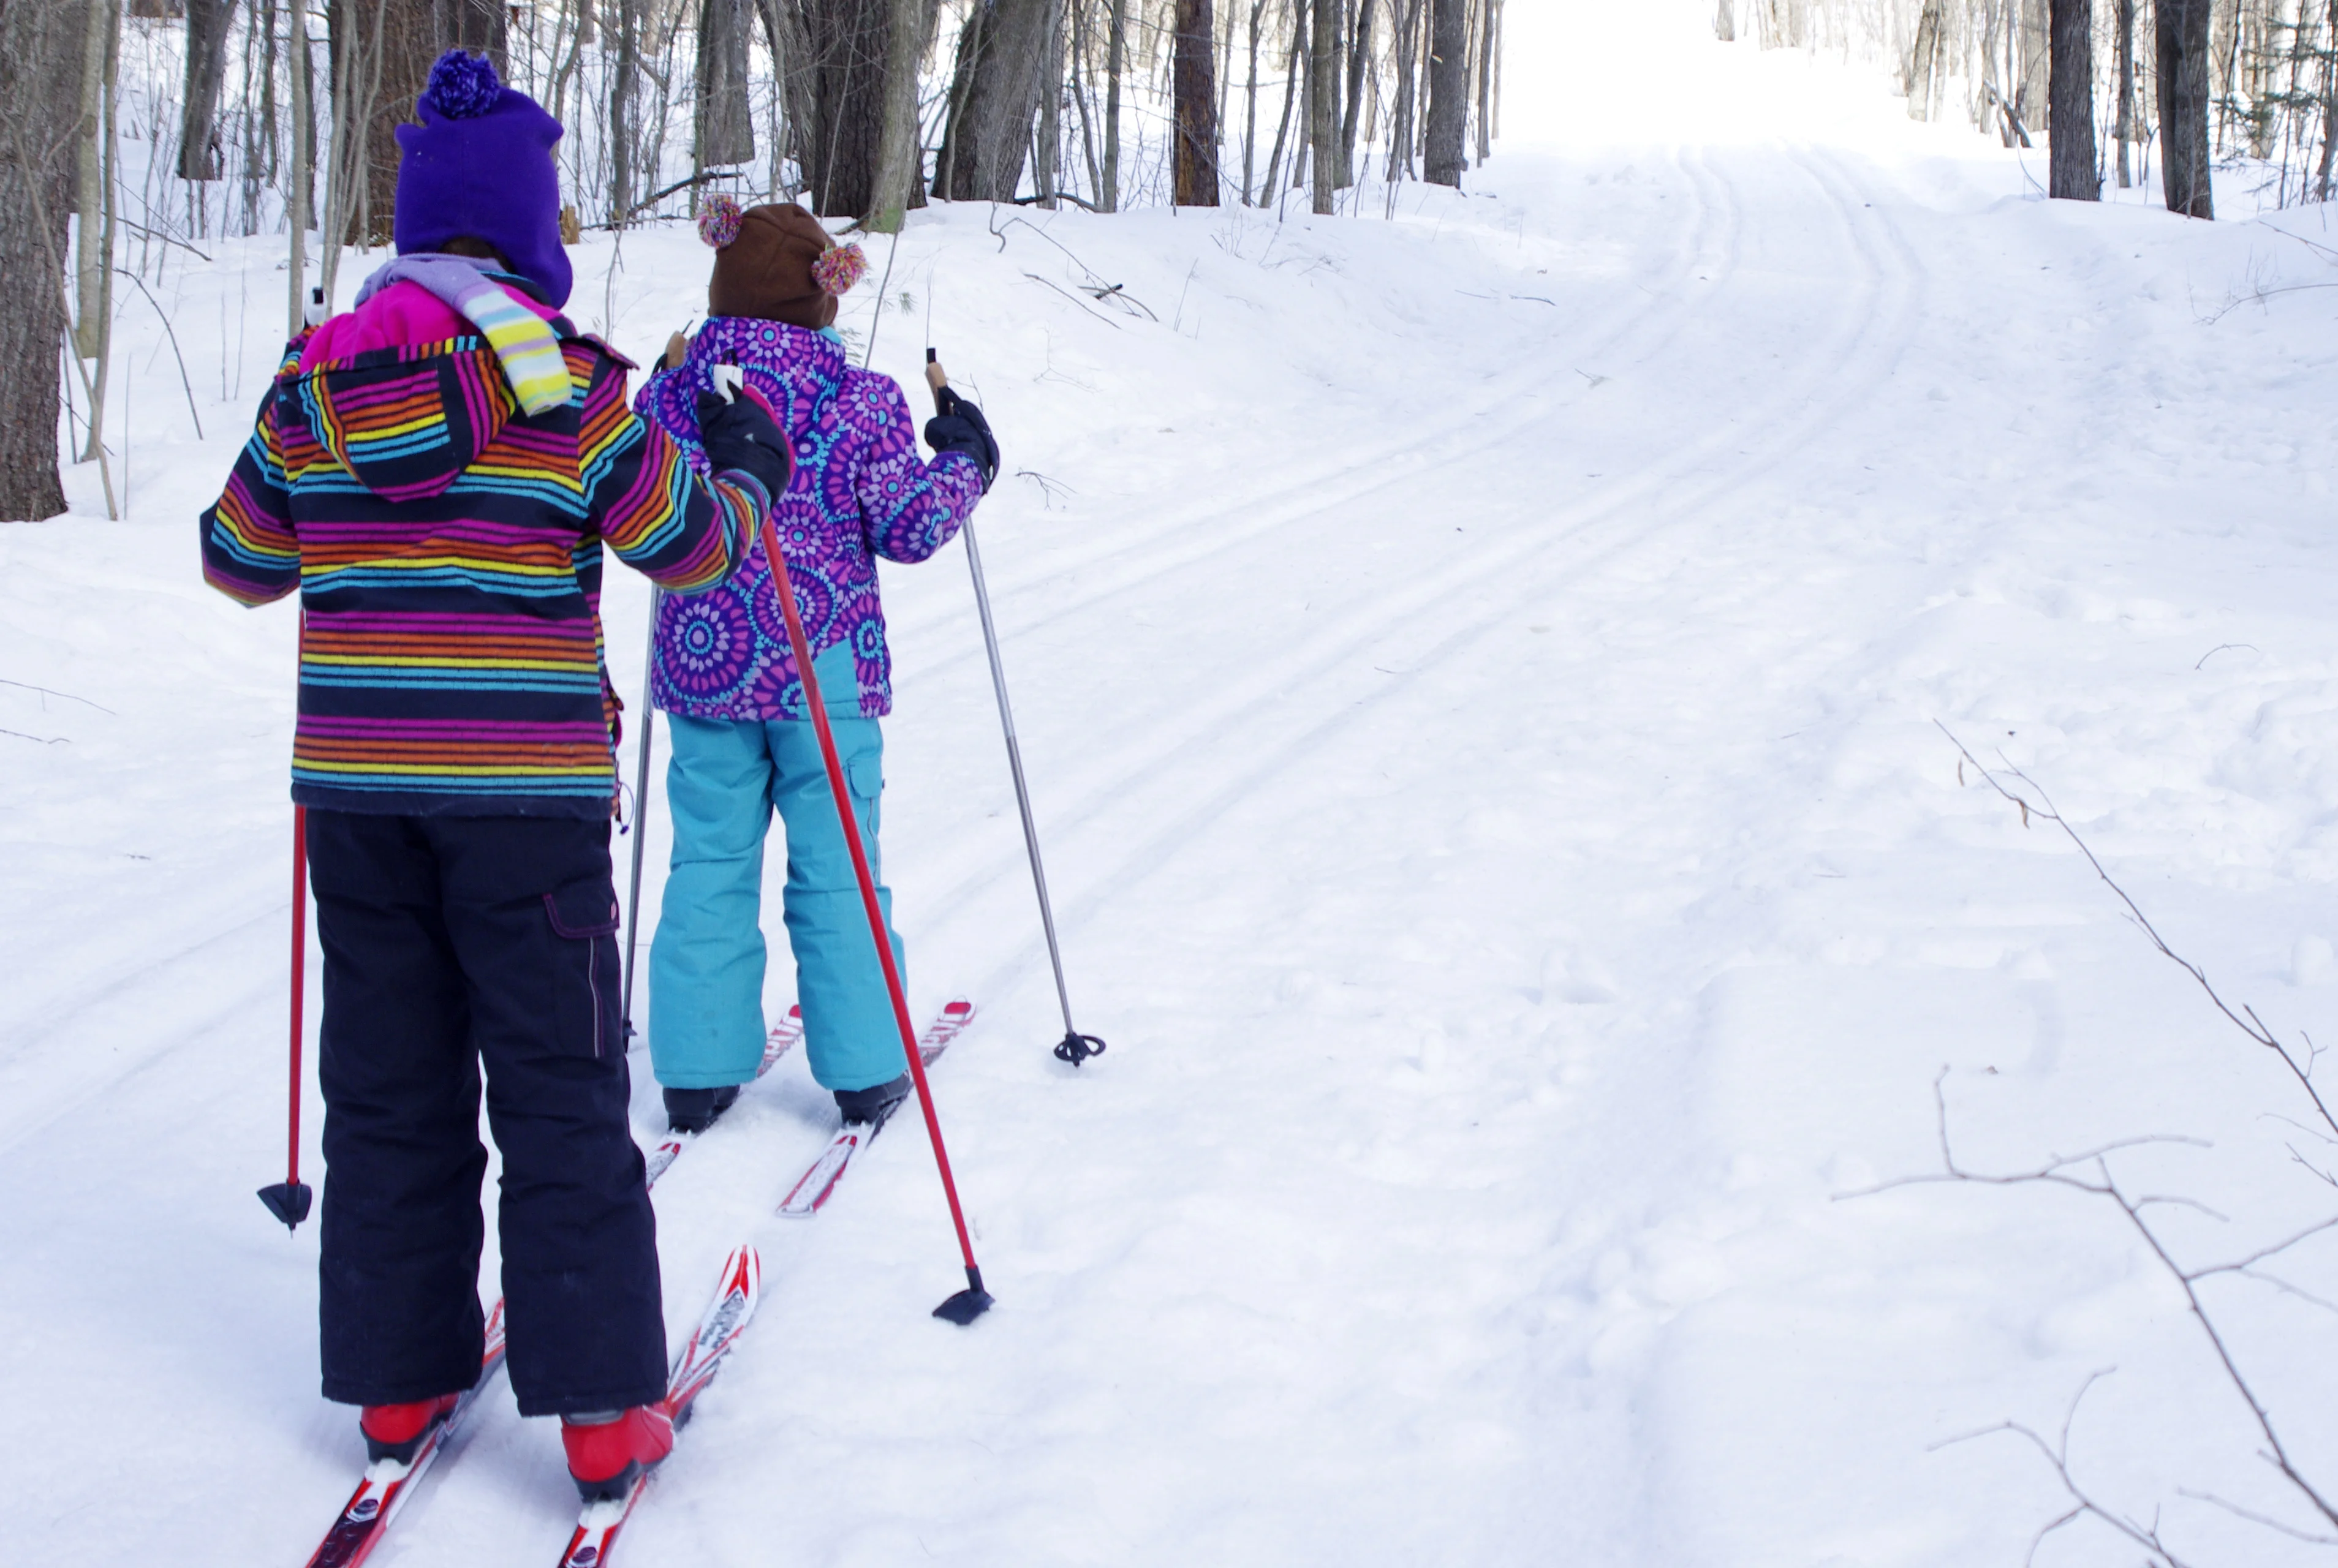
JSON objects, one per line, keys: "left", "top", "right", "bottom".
{"left": 306, "top": 809, "right": 667, "bottom": 1418}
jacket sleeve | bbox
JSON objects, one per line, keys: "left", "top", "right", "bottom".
{"left": 580, "top": 350, "right": 760, "bottom": 593}
{"left": 200, "top": 390, "right": 302, "bottom": 606}
{"left": 853, "top": 375, "right": 983, "bottom": 566}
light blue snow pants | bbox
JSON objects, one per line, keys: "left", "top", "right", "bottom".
{"left": 646, "top": 713, "right": 906, "bottom": 1093}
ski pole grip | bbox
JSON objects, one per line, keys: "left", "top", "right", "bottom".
{"left": 925, "top": 349, "right": 953, "bottom": 415}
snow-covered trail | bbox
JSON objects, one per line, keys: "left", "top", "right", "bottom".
{"left": 14, "top": 4, "right": 2338, "bottom": 1564}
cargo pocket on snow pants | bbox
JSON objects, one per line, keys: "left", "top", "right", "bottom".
{"left": 543, "top": 878, "right": 624, "bottom": 1060}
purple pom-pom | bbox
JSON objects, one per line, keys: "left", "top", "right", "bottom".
{"left": 698, "top": 193, "right": 744, "bottom": 249}
{"left": 422, "top": 50, "right": 503, "bottom": 120}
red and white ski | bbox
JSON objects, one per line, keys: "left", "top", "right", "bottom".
{"left": 301, "top": 1009, "right": 796, "bottom": 1566}
{"left": 302, "top": 1300, "right": 510, "bottom": 1568}
{"left": 554, "top": 1244, "right": 763, "bottom": 1568}
{"left": 777, "top": 999, "right": 976, "bottom": 1219}
{"left": 641, "top": 1005, "right": 803, "bottom": 1185}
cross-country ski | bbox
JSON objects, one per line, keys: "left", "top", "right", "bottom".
{"left": 640, "top": 1006, "right": 803, "bottom": 1186}
{"left": 553, "top": 1246, "right": 763, "bottom": 1568}
{"left": 300, "top": 1303, "right": 508, "bottom": 1568}
{"left": 778, "top": 999, "right": 977, "bottom": 1218}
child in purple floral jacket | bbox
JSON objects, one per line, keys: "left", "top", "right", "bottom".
{"left": 636, "top": 201, "right": 996, "bottom": 1135}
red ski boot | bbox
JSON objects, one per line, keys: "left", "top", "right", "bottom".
{"left": 561, "top": 1405, "right": 675, "bottom": 1501}
{"left": 359, "top": 1393, "right": 463, "bottom": 1466}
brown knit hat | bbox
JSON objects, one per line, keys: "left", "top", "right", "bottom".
{"left": 702, "top": 200, "right": 867, "bottom": 328}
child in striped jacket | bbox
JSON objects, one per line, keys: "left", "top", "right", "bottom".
{"left": 198, "top": 52, "right": 791, "bottom": 1503}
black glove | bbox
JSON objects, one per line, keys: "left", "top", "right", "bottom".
{"left": 696, "top": 390, "right": 793, "bottom": 499}
{"left": 925, "top": 388, "right": 999, "bottom": 492}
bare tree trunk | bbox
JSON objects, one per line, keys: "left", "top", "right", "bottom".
{"left": 864, "top": 0, "right": 931, "bottom": 227}
{"left": 2049, "top": 0, "right": 2098, "bottom": 195}
{"left": 1239, "top": 0, "right": 1265, "bottom": 201}
{"left": 333, "top": 0, "right": 435, "bottom": 244}
{"left": 0, "top": 0, "right": 81, "bottom": 520}
{"left": 1069, "top": 0, "right": 1102, "bottom": 201}
{"left": 937, "top": 0, "right": 1060, "bottom": 202}
{"left": 1339, "top": 0, "right": 1374, "bottom": 181}
{"left": 180, "top": 0, "right": 233, "bottom": 179}
{"left": 1716, "top": 0, "right": 1735, "bottom": 40}
{"left": 2014, "top": 0, "right": 2050, "bottom": 134}
{"left": 799, "top": 0, "right": 890, "bottom": 216}
{"left": 1423, "top": 0, "right": 1464, "bottom": 186}
{"left": 1174, "top": 0, "right": 1220, "bottom": 203}
{"left": 290, "top": 0, "right": 312, "bottom": 334}
{"left": 1262, "top": 0, "right": 1302, "bottom": 198}
{"left": 74, "top": 0, "right": 109, "bottom": 358}
{"left": 2117, "top": 0, "right": 2136, "bottom": 184}
{"left": 1309, "top": 0, "right": 1335, "bottom": 210}
{"left": 1103, "top": 0, "right": 1126, "bottom": 208}
{"left": 2318, "top": 0, "right": 2338, "bottom": 198}
{"left": 1906, "top": 0, "right": 1940, "bottom": 118}
{"left": 2159, "top": 0, "right": 2216, "bottom": 215}
{"left": 438, "top": 0, "right": 505, "bottom": 65}
{"left": 1473, "top": 0, "right": 1494, "bottom": 164}
{"left": 1388, "top": 0, "right": 1421, "bottom": 177}
{"left": 696, "top": 0, "right": 756, "bottom": 168}
{"left": 257, "top": 0, "right": 279, "bottom": 186}
{"left": 748, "top": 0, "right": 815, "bottom": 199}
{"left": 81, "top": 0, "right": 118, "bottom": 474}
{"left": 610, "top": 0, "right": 640, "bottom": 221}
{"left": 1035, "top": 0, "right": 1062, "bottom": 206}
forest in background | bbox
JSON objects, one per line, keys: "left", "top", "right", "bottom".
{"left": 1725, "top": 0, "right": 2338, "bottom": 213}
{"left": 0, "top": 0, "right": 1508, "bottom": 525}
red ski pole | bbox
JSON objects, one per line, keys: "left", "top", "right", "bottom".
{"left": 259, "top": 805, "right": 315, "bottom": 1230}
{"left": 727, "top": 374, "right": 992, "bottom": 1325}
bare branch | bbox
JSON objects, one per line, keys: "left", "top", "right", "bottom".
{"left": 2189, "top": 1215, "right": 2338, "bottom": 1280}
{"left": 0, "top": 679, "right": 112, "bottom": 714}
{"left": 1937, "top": 722, "right": 2338, "bottom": 1143}
{"left": 2176, "top": 1488, "right": 2338, "bottom": 1545}
{"left": 2235, "top": 1267, "right": 2338, "bottom": 1319}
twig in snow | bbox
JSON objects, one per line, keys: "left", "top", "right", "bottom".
{"left": 988, "top": 210, "right": 1158, "bottom": 319}
{"left": 2176, "top": 1488, "right": 2338, "bottom": 1546}
{"left": 0, "top": 729, "right": 67, "bottom": 745}
{"left": 115, "top": 219, "right": 211, "bottom": 264}
{"left": 589, "top": 172, "right": 728, "bottom": 230}
{"left": 0, "top": 679, "right": 113, "bottom": 714}
{"left": 113, "top": 270, "right": 203, "bottom": 440}
{"left": 1010, "top": 190, "right": 1103, "bottom": 213}
{"left": 1937, "top": 722, "right": 2338, "bottom": 1145}
{"left": 1015, "top": 469, "right": 1074, "bottom": 508}
{"left": 2204, "top": 281, "right": 2338, "bottom": 324}
{"left": 2195, "top": 642, "right": 2260, "bottom": 669}
{"left": 1021, "top": 271, "right": 1122, "bottom": 330}
{"left": 1854, "top": 1066, "right": 2338, "bottom": 1548}
{"left": 1935, "top": 1371, "right": 2197, "bottom": 1567}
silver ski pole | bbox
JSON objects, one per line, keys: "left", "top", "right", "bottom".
{"left": 929, "top": 349, "right": 1105, "bottom": 1067}
{"left": 621, "top": 594, "right": 660, "bottom": 1042}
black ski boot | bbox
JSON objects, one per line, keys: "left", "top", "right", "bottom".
{"left": 834, "top": 1073, "right": 912, "bottom": 1132}
{"left": 664, "top": 1085, "right": 742, "bottom": 1135}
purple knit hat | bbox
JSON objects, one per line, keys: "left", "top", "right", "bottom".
{"left": 394, "top": 51, "right": 572, "bottom": 307}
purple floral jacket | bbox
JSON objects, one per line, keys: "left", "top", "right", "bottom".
{"left": 636, "top": 318, "right": 983, "bottom": 720}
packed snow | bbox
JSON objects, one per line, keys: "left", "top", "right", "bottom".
{"left": 12, "top": 3, "right": 2338, "bottom": 1562}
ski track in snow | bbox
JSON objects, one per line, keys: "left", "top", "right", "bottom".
{"left": 17, "top": 3, "right": 2338, "bottom": 1563}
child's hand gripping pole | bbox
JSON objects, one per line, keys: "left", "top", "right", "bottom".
{"left": 926, "top": 348, "right": 1106, "bottom": 1069}
{"left": 711, "top": 366, "right": 993, "bottom": 1325}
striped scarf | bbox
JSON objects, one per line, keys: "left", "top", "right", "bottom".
{"left": 355, "top": 254, "right": 575, "bottom": 415}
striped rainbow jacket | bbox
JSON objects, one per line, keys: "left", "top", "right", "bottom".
{"left": 201, "top": 306, "right": 763, "bottom": 819}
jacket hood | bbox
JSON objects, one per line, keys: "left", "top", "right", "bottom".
{"left": 289, "top": 341, "right": 525, "bottom": 501}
